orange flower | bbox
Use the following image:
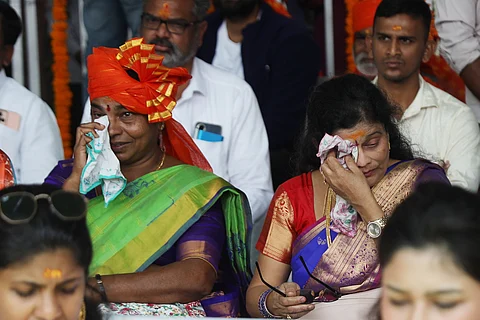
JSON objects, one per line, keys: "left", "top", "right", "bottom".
{"left": 50, "top": 0, "right": 72, "bottom": 158}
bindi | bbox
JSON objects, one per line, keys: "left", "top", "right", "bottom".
{"left": 159, "top": 3, "right": 170, "bottom": 19}
{"left": 43, "top": 268, "right": 63, "bottom": 279}
{"left": 106, "top": 105, "right": 111, "bottom": 112}
{"left": 392, "top": 25, "right": 402, "bottom": 31}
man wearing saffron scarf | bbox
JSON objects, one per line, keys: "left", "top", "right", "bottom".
{"left": 197, "top": 0, "right": 321, "bottom": 189}
{"left": 46, "top": 38, "right": 252, "bottom": 317}
{"left": 351, "top": 0, "right": 381, "bottom": 78}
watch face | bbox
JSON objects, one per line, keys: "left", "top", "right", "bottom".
{"left": 367, "top": 222, "right": 382, "bottom": 238}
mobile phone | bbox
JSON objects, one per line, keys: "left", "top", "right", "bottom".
{"left": 194, "top": 122, "right": 222, "bottom": 135}
{"left": 194, "top": 122, "right": 223, "bottom": 142}
{"left": 0, "top": 109, "right": 21, "bottom": 131}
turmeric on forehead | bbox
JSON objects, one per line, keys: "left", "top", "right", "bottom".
{"left": 345, "top": 130, "right": 367, "bottom": 142}
{"left": 159, "top": 3, "right": 170, "bottom": 18}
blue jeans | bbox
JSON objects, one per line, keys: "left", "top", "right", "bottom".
{"left": 83, "top": 0, "right": 143, "bottom": 102}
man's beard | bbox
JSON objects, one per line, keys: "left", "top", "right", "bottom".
{"left": 148, "top": 37, "right": 198, "bottom": 68}
{"left": 355, "top": 52, "right": 377, "bottom": 78}
{"left": 213, "top": 0, "right": 260, "bottom": 22}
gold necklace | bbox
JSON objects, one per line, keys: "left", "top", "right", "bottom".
{"left": 155, "top": 151, "right": 167, "bottom": 171}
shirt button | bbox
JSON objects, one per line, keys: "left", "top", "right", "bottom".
{"left": 265, "top": 65, "right": 271, "bottom": 71}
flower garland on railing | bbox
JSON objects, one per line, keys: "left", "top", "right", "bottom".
{"left": 51, "top": 0, "right": 72, "bottom": 158}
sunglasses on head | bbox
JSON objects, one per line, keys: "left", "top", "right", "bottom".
{"left": 0, "top": 190, "right": 87, "bottom": 224}
{"left": 255, "top": 256, "right": 342, "bottom": 304}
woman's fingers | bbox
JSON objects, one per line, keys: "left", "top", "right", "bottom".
{"left": 282, "top": 303, "right": 315, "bottom": 318}
{"left": 271, "top": 282, "right": 315, "bottom": 317}
{"left": 344, "top": 155, "right": 362, "bottom": 175}
{"left": 282, "top": 282, "right": 301, "bottom": 296}
{"left": 77, "top": 122, "right": 105, "bottom": 140}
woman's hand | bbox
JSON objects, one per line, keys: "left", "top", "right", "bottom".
{"left": 321, "top": 152, "right": 371, "bottom": 203}
{"left": 267, "top": 282, "right": 315, "bottom": 319}
{"left": 321, "top": 152, "right": 382, "bottom": 222}
{"left": 63, "top": 122, "right": 105, "bottom": 192}
{"left": 71, "top": 122, "right": 104, "bottom": 174}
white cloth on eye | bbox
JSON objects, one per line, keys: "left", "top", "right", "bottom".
{"left": 317, "top": 133, "right": 359, "bottom": 237}
{"left": 79, "top": 115, "right": 126, "bottom": 206}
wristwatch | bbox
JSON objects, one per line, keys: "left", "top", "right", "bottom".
{"left": 366, "top": 216, "right": 388, "bottom": 239}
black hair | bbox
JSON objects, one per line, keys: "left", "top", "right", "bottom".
{"left": 295, "top": 74, "right": 413, "bottom": 174}
{"left": 380, "top": 183, "right": 480, "bottom": 282}
{"left": 0, "top": 184, "right": 101, "bottom": 320}
{"left": 374, "top": 0, "right": 431, "bottom": 41}
{"left": 0, "top": 1, "right": 22, "bottom": 46}
{"left": 126, "top": 68, "right": 140, "bottom": 81}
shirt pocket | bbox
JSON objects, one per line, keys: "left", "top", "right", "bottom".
{"left": 193, "top": 138, "right": 228, "bottom": 180}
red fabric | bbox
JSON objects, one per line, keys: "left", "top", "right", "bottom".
{"left": 87, "top": 38, "right": 211, "bottom": 171}
{"left": 0, "top": 150, "right": 15, "bottom": 190}
{"left": 352, "top": 0, "right": 381, "bottom": 33}
{"left": 256, "top": 172, "right": 316, "bottom": 255}
{"left": 87, "top": 38, "right": 191, "bottom": 123}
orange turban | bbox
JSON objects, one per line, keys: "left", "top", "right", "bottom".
{"left": 88, "top": 38, "right": 191, "bottom": 123}
{"left": 87, "top": 38, "right": 211, "bottom": 171}
{"left": 352, "top": 0, "right": 382, "bottom": 33}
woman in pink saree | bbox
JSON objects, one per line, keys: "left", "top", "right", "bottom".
{"left": 246, "top": 74, "right": 450, "bottom": 319}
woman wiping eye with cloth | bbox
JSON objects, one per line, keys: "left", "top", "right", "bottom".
{"left": 44, "top": 38, "right": 252, "bottom": 317}
{"left": 246, "top": 74, "right": 450, "bottom": 320}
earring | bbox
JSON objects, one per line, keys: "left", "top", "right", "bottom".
{"left": 78, "top": 302, "right": 86, "bottom": 320}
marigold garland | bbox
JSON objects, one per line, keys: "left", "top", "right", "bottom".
{"left": 51, "top": 0, "right": 72, "bottom": 158}
{"left": 344, "top": 0, "right": 356, "bottom": 73}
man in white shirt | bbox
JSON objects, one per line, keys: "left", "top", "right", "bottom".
{"left": 369, "top": 0, "right": 480, "bottom": 191}
{"left": 0, "top": 2, "right": 63, "bottom": 183}
{"left": 435, "top": 0, "right": 480, "bottom": 122}
{"left": 82, "top": 0, "right": 274, "bottom": 261}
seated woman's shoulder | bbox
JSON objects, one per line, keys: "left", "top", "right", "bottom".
{"left": 276, "top": 172, "right": 314, "bottom": 194}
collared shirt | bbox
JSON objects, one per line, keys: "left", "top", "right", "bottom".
{"left": 374, "top": 76, "right": 480, "bottom": 191}
{"left": 174, "top": 58, "right": 273, "bottom": 223}
{"left": 81, "top": 58, "right": 273, "bottom": 223}
{"left": 0, "top": 69, "right": 64, "bottom": 183}
{"left": 434, "top": 0, "right": 480, "bottom": 121}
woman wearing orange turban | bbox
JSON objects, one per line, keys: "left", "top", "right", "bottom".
{"left": 44, "top": 38, "right": 252, "bottom": 317}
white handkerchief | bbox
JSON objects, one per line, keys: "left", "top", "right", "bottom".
{"left": 317, "top": 133, "right": 359, "bottom": 237}
{"left": 80, "top": 116, "right": 126, "bottom": 206}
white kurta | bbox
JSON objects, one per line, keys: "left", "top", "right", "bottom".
{"left": 0, "top": 69, "right": 63, "bottom": 183}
